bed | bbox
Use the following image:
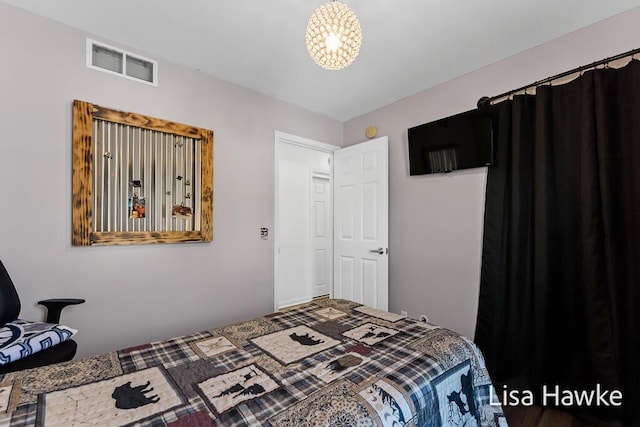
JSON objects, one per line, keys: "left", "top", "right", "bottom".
{"left": 0, "top": 299, "right": 506, "bottom": 426}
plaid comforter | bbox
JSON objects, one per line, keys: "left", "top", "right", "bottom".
{"left": 0, "top": 299, "right": 505, "bottom": 426}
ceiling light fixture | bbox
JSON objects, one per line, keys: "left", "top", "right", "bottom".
{"left": 305, "top": 1, "right": 362, "bottom": 71}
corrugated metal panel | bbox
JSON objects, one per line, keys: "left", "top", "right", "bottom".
{"left": 92, "top": 118, "right": 201, "bottom": 233}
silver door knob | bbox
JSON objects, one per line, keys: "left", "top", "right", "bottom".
{"left": 369, "top": 247, "right": 385, "bottom": 254}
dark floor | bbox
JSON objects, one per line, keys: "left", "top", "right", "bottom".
{"left": 502, "top": 405, "right": 625, "bottom": 427}
{"left": 503, "top": 405, "right": 580, "bottom": 426}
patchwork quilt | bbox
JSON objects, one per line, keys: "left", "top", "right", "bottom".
{"left": 0, "top": 299, "right": 506, "bottom": 426}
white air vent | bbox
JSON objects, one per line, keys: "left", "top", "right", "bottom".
{"left": 86, "top": 38, "right": 158, "bottom": 86}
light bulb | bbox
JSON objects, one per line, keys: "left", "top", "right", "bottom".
{"left": 325, "top": 33, "right": 341, "bottom": 52}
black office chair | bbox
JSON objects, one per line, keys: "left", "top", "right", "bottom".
{"left": 0, "top": 259, "right": 84, "bottom": 374}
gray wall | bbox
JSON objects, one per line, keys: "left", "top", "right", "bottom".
{"left": 343, "top": 7, "right": 640, "bottom": 339}
{"left": 3, "top": 2, "right": 640, "bottom": 357}
{"left": 0, "top": 3, "right": 342, "bottom": 357}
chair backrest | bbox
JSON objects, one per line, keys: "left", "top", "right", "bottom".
{"left": 0, "top": 260, "right": 21, "bottom": 326}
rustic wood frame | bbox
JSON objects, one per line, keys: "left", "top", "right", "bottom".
{"left": 72, "top": 99, "right": 213, "bottom": 246}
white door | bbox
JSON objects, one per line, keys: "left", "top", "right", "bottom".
{"left": 311, "top": 171, "right": 332, "bottom": 298}
{"left": 333, "top": 136, "right": 389, "bottom": 310}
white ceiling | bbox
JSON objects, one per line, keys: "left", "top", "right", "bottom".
{"left": 3, "top": 0, "right": 640, "bottom": 121}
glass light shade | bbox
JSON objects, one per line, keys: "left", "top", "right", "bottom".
{"left": 305, "top": 1, "right": 362, "bottom": 71}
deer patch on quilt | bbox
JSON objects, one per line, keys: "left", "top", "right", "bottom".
{"left": 195, "top": 364, "right": 279, "bottom": 414}
{"left": 343, "top": 323, "right": 399, "bottom": 346}
{"left": 35, "top": 367, "right": 186, "bottom": 426}
{"left": 250, "top": 326, "right": 340, "bottom": 365}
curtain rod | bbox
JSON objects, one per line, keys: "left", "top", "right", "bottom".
{"left": 478, "top": 47, "right": 640, "bottom": 107}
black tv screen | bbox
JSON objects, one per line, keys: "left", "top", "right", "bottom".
{"left": 408, "top": 108, "right": 494, "bottom": 175}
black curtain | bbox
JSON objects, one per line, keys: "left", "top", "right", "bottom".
{"left": 475, "top": 59, "right": 640, "bottom": 425}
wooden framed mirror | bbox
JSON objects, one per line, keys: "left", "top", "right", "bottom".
{"left": 72, "top": 100, "right": 213, "bottom": 246}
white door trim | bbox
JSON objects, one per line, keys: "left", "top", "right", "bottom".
{"left": 275, "top": 131, "right": 340, "bottom": 154}
{"left": 274, "top": 131, "right": 340, "bottom": 311}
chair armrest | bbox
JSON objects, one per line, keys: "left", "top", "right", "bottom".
{"left": 37, "top": 298, "right": 86, "bottom": 323}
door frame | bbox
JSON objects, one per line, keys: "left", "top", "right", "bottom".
{"left": 274, "top": 131, "right": 339, "bottom": 311}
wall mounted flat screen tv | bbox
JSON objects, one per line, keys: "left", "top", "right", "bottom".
{"left": 408, "top": 108, "right": 494, "bottom": 175}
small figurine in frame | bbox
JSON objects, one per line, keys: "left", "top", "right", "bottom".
{"left": 129, "top": 193, "right": 146, "bottom": 219}
{"left": 172, "top": 204, "right": 193, "bottom": 219}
